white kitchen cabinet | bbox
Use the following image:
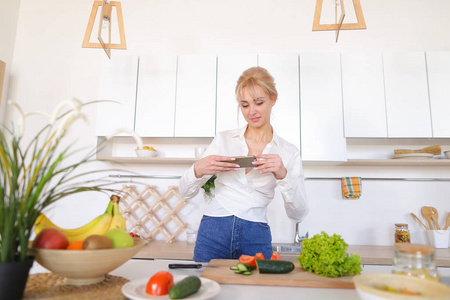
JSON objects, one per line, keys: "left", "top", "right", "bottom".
{"left": 299, "top": 53, "right": 346, "bottom": 161}
{"left": 426, "top": 51, "right": 450, "bottom": 138}
{"left": 175, "top": 55, "right": 217, "bottom": 137}
{"left": 341, "top": 52, "right": 387, "bottom": 138}
{"left": 258, "top": 54, "right": 301, "bottom": 149}
{"left": 383, "top": 52, "right": 432, "bottom": 138}
{"left": 96, "top": 55, "right": 138, "bottom": 136}
{"left": 216, "top": 54, "right": 257, "bottom": 133}
{"left": 135, "top": 55, "right": 177, "bottom": 137}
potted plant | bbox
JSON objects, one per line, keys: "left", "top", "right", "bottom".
{"left": 0, "top": 99, "right": 140, "bottom": 300}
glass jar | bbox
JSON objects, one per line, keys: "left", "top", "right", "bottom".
{"left": 394, "top": 223, "right": 410, "bottom": 243}
{"left": 392, "top": 243, "right": 440, "bottom": 281}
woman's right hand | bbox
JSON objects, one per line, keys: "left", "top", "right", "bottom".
{"left": 194, "top": 155, "right": 239, "bottom": 178}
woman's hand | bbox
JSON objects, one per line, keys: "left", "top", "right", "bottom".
{"left": 253, "top": 154, "right": 287, "bottom": 180}
{"left": 194, "top": 155, "right": 239, "bottom": 178}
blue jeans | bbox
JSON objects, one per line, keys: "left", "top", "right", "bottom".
{"left": 193, "top": 215, "right": 273, "bottom": 262}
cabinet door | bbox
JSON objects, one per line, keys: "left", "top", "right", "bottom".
{"left": 299, "top": 53, "right": 346, "bottom": 161}
{"left": 135, "top": 55, "right": 177, "bottom": 137}
{"left": 258, "top": 54, "right": 301, "bottom": 149}
{"left": 175, "top": 55, "right": 217, "bottom": 137}
{"left": 341, "top": 52, "right": 387, "bottom": 138}
{"left": 96, "top": 56, "right": 138, "bottom": 136}
{"left": 383, "top": 52, "right": 432, "bottom": 138}
{"left": 426, "top": 51, "right": 450, "bottom": 138}
{"left": 216, "top": 54, "right": 257, "bottom": 133}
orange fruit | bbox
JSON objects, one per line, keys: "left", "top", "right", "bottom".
{"left": 66, "top": 240, "right": 84, "bottom": 250}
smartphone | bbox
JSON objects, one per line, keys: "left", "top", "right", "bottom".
{"left": 232, "top": 156, "right": 257, "bottom": 168}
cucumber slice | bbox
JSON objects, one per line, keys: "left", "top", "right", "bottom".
{"left": 241, "top": 263, "right": 256, "bottom": 271}
{"left": 230, "top": 266, "right": 238, "bottom": 270}
{"left": 236, "top": 263, "right": 249, "bottom": 272}
{"left": 242, "top": 271, "right": 252, "bottom": 275}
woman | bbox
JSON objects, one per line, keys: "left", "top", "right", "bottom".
{"left": 179, "top": 66, "right": 308, "bottom": 262}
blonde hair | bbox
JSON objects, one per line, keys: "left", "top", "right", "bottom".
{"left": 235, "top": 67, "right": 277, "bottom": 102}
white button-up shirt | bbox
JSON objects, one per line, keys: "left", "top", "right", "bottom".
{"left": 178, "top": 126, "right": 308, "bottom": 223}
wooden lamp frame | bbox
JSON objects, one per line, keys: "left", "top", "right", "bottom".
{"left": 313, "top": 0, "right": 366, "bottom": 41}
{"left": 82, "top": 0, "right": 126, "bottom": 58}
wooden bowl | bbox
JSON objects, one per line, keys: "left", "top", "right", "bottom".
{"left": 353, "top": 273, "right": 450, "bottom": 300}
{"left": 28, "top": 238, "right": 147, "bottom": 285}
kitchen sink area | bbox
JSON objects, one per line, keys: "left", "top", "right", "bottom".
{"left": 272, "top": 243, "right": 302, "bottom": 255}
{"left": 271, "top": 225, "right": 307, "bottom": 254}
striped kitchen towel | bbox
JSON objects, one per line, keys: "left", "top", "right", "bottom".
{"left": 341, "top": 177, "right": 362, "bottom": 199}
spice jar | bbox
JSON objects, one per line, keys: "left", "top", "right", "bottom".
{"left": 394, "top": 223, "right": 410, "bottom": 243}
{"left": 392, "top": 243, "right": 439, "bottom": 281}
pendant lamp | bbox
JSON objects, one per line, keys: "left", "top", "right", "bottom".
{"left": 313, "top": 0, "right": 366, "bottom": 42}
{"left": 82, "top": 0, "right": 126, "bottom": 59}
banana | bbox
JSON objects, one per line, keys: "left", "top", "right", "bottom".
{"left": 34, "top": 200, "right": 114, "bottom": 242}
{"left": 72, "top": 207, "right": 113, "bottom": 241}
{"left": 107, "top": 195, "right": 127, "bottom": 231}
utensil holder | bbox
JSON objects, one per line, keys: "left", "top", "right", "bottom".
{"left": 425, "top": 230, "right": 449, "bottom": 248}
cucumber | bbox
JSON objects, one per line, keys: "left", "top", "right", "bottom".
{"left": 256, "top": 259, "right": 295, "bottom": 274}
{"left": 169, "top": 276, "right": 201, "bottom": 299}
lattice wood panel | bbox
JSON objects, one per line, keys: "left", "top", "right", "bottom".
{"left": 117, "top": 185, "right": 188, "bottom": 243}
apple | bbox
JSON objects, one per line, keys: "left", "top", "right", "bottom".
{"left": 33, "top": 227, "right": 69, "bottom": 249}
{"left": 104, "top": 228, "right": 134, "bottom": 248}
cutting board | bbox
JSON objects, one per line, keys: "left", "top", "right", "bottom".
{"left": 201, "top": 259, "right": 355, "bottom": 289}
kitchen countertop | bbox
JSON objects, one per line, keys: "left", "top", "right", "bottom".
{"left": 29, "top": 259, "right": 450, "bottom": 300}
{"left": 135, "top": 241, "right": 450, "bottom": 267}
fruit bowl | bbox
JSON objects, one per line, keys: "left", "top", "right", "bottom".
{"left": 353, "top": 273, "right": 450, "bottom": 299}
{"left": 28, "top": 238, "right": 147, "bottom": 285}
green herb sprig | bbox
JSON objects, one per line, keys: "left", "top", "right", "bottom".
{"left": 201, "top": 175, "right": 216, "bottom": 196}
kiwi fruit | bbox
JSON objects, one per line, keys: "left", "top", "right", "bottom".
{"left": 83, "top": 235, "right": 113, "bottom": 250}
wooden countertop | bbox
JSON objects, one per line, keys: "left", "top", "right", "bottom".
{"left": 134, "top": 241, "right": 450, "bottom": 267}
{"left": 135, "top": 240, "right": 195, "bottom": 260}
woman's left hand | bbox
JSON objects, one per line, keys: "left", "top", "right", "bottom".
{"left": 253, "top": 154, "right": 287, "bottom": 180}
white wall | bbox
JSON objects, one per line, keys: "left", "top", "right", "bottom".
{"left": 3, "top": 0, "right": 450, "bottom": 246}
{"left": 0, "top": 0, "right": 21, "bottom": 121}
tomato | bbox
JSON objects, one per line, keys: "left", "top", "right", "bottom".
{"left": 146, "top": 271, "right": 174, "bottom": 295}
{"left": 238, "top": 254, "right": 256, "bottom": 267}
{"left": 255, "top": 253, "right": 265, "bottom": 260}
{"left": 270, "top": 251, "right": 282, "bottom": 260}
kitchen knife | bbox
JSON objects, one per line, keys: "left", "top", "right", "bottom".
{"left": 168, "top": 263, "right": 204, "bottom": 269}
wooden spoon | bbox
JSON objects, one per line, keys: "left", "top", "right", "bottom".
{"left": 410, "top": 213, "right": 428, "bottom": 230}
{"left": 430, "top": 207, "right": 440, "bottom": 230}
{"left": 421, "top": 206, "right": 434, "bottom": 230}
{"left": 394, "top": 145, "right": 441, "bottom": 155}
{"left": 444, "top": 212, "right": 450, "bottom": 230}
